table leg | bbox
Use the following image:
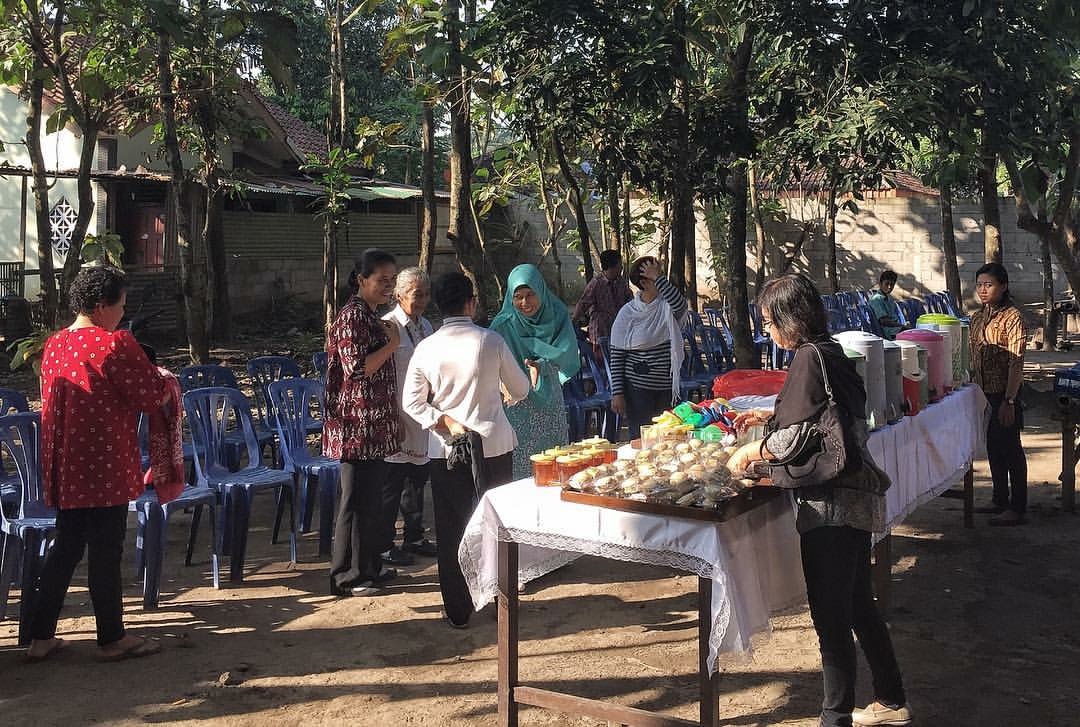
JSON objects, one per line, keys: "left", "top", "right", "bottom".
{"left": 1062, "top": 414, "right": 1076, "bottom": 513}
{"left": 498, "top": 540, "right": 520, "bottom": 727}
{"left": 698, "top": 576, "right": 719, "bottom": 727}
{"left": 872, "top": 535, "right": 892, "bottom": 614}
{"left": 963, "top": 467, "right": 974, "bottom": 529}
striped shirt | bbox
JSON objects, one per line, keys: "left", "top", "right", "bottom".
{"left": 609, "top": 276, "right": 687, "bottom": 395}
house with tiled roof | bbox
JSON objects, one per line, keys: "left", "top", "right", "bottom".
{"left": 0, "top": 82, "right": 450, "bottom": 334}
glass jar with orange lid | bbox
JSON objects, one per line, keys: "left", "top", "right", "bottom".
{"left": 530, "top": 453, "right": 558, "bottom": 486}
{"left": 556, "top": 454, "right": 587, "bottom": 483}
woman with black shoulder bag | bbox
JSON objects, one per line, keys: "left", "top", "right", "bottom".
{"left": 728, "top": 274, "right": 911, "bottom": 727}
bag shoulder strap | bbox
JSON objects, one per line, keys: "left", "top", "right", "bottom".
{"left": 804, "top": 343, "right": 836, "bottom": 405}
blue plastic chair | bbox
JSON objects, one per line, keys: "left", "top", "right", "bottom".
{"left": 748, "top": 303, "right": 775, "bottom": 368}
{"left": 130, "top": 416, "right": 220, "bottom": 609}
{"left": 0, "top": 389, "right": 29, "bottom": 415}
{"left": 596, "top": 337, "right": 621, "bottom": 440}
{"left": 183, "top": 387, "right": 298, "bottom": 583}
{"left": 312, "top": 352, "right": 328, "bottom": 382}
{"left": 247, "top": 356, "right": 318, "bottom": 440}
{"left": 0, "top": 389, "right": 29, "bottom": 510}
{"left": 856, "top": 303, "right": 886, "bottom": 338}
{"left": 178, "top": 365, "right": 240, "bottom": 392}
{"left": 268, "top": 379, "right": 338, "bottom": 557}
{"left": 0, "top": 413, "right": 56, "bottom": 645}
{"left": 563, "top": 339, "right": 614, "bottom": 441}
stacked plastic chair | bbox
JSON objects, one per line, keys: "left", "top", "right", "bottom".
{"left": 183, "top": 387, "right": 298, "bottom": 583}
{"left": 0, "top": 413, "right": 56, "bottom": 645}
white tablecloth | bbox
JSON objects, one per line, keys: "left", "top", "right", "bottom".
{"left": 458, "top": 384, "right": 989, "bottom": 673}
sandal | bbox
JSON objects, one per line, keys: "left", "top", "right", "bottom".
{"left": 99, "top": 636, "right": 162, "bottom": 662}
{"left": 26, "top": 637, "right": 69, "bottom": 662}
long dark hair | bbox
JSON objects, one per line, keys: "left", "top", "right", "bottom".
{"left": 757, "top": 273, "right": 829, "bottom": 346}
{"left": 975, "top": 262, "right": 1012, "bottom": 305}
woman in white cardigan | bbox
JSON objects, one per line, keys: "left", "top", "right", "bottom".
{"left": 402, "top": 272, "right": 532, "bottom": 628}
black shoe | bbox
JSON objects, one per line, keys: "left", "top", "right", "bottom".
{"left": 372, "top": 568, "right": 398, "bottom": 584}
{"left": 974, "top": 505, "right": 1007, "bottom": 514}
{"left": 402, "top": 539, "right": 438, "bottom": 557}
{"left": 382, "top": 547, "right": 415, "bottom": 566}
{"left": 444, "top": 612, "right": 469, "bottom": 629}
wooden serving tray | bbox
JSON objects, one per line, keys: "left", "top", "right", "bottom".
{"left": 560, "top": 485, "right": 780, "bottom": 523}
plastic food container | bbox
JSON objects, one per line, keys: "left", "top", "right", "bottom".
{"left": 836, "top": 331, "right": 886, "bottom": 430}
{"left": 897, "top": 328, "right": 946, "bottom": 402}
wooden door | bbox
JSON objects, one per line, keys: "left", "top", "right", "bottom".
{"left": 132, "top": 205, "right": 165, "bottom": 267}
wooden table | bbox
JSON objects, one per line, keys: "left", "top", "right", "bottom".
{"left": 496, "top": 539, "right": 721, "bottom": 727}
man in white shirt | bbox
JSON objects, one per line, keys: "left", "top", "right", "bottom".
{"left": 380, "top": 268, "right": 437, "bottom": 568}
{"left": 402, "top": 272, "right": 533, "bottom": 628}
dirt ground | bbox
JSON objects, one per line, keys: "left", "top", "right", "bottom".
{"left": 2, "top": 345, "right": 1079, "bottom": 726}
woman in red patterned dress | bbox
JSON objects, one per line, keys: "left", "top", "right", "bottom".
{"left": 27, "top": 266, "right": 170, "bottom": 661}
{"left": 324, "top": 249, "right": 402, "bottom": 597}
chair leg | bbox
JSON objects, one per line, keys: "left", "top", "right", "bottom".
{"left": 318, "top": 470, "right": 336, "bottom": 557}
{"left": 301, "top": 473, "right": 317, "bottom": 533}
{"left": 186, "top": 505, "right": 203, "bottom": 566}
{"left": 229, "top": 488, "right": 251, "bottom": 583}
{"left": 142, "top": 504, "right": 167, "bottom": 610}
{"left": 17, "top": 531, "right": 42, "bottom": 646}
{"left": 209, "top": 502, "right": 221, "bottom": 590}
{"left": 133, "top": 506, "right": 147, "bottom": 578}
{"left": 287, "top": 482, "right": 298, "bottom": 565}
{"left": 0, "top": 533, "right": 17, "bottom": 621}
{"left": 270, "top": 486, "right": 287, "bottom": 544}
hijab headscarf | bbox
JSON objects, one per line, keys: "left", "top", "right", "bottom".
{"left": 489, "top": 264, "right": 581, "bottom": 404}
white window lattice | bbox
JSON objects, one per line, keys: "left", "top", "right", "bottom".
{"left": 49, "top": 197, "right": 77, "bottom": 259}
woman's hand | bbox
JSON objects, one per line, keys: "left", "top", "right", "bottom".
{"left": 998, "top": 401, "right": 1016, "bottom": 428}
{"left": 727, "top": 439, "right": 765, "bottom": 475}
{"left": 381, "top": 320, "right": 401, "bottom": 350}
{"left": 639, "top": 260, "right": 660, "bottom": 282}
{"left": 732, "top": 408, "right": 769, "bottom": 433}
{"left": 611, "top": 393, "right": 627, "bottom": 417}
{"left": 524, "top": 358, "right": 541, "bottom": 389}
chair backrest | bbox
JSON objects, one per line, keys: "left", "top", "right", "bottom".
{"left": 246, "top": 356, "right": 302, "bottom": 427}
{"left": 0, "top": 388, "right": 29, "bottom": 415}
{"left": 178, "top": 365, "right": 239, "bottom": 393}
{"left": 268, "top": 379, "right": 325, "bottom": 471}
{"left": 0, "top": 412, "right": 52, "bottom": 520}
{"left": 938, "top": 290, "right": 962, "bottom": 317}
{"left": 182, "top": 388, "right": 263, "bottom": 482}
{"left": 312, "top": 352, "right": 329, "bottom": 380}
{"left": 856, "top": 303, "right": 886, "bottom": 337}
{"left": 698, "top": 324, "right": 732, "bottom": 373}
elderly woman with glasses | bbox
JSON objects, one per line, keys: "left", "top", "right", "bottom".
{"left": 379, "top": 267, "right": 438, "bottom": 567}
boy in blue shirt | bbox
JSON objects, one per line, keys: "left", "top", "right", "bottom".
{"left": 868, "top": 270, "right": 907, "bottom": 340}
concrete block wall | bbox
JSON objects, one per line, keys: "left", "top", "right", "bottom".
{"left": 754, "top": 195, "right": 1063, "bottom": 309}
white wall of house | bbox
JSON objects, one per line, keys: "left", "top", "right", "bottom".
{"left": 1, "top": 86, "right": 93, "bottom": 296}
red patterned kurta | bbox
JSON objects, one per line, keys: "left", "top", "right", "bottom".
{"left": 323, "top": 296, "right": 401, "bottom": 461}
{"left": 40, "top": 327, "right": 168, "bottom": 509}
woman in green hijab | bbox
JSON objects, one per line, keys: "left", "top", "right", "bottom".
{"left": 490, "top": 264, "right": 582, "bottom": 478}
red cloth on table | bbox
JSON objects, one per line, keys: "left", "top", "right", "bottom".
{"left": 40, "top": 327, "right": 168, "bottom": 509}
{"left": 142, "top": 371, "right": 185, "bottom": 505}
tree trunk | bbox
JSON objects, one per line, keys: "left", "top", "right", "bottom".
{"left": 329, "top": 0, "right": 347, "bottom": 149}
{"left": 197, "top": 98, "right": 229, "bottom": 342}
{"left": 939, "top": 181, "right": 962, "bottom": 306}
{"left": 533, "top": 145, "right": 566, "bottom": 299}
{"left": 725, "top": 177, "right": 757, "bottom": 369}
{"left": 980, "top": 132, "right": 1002, "bottom": 263}
{"left": 323, "top": 219, "right": 338, "bottom": 337}
{"left": 418, "top": 98, "right": 438, "bottom": 274}
{"left": 445, "top": 0, "right": 490, "bottom": 310}
{"left": 60, "top": 120, "right": 99, "bottom": 306}
{"left": 606, "top": 173, "right": 622, "bottom": 252}
{"left": 552, "top": 134, "right": 595, "bottom": 282}
{"left": 669, "top": 0, "right": 693, "bottom": 302}
{"left": 158, "top": 28, "right": 208, "bottom": 363}
{"left": 25, "top": 71, "right": 58, "bottom": 328}
{"left": 1041, "top": 221, "right": 1055, "bottom": 349}
{"left": 622, "top": 175, "right": 632, "bottom": 261}
{"left": 749, "top": 164, "right": 768, "bottom": 296}
{"left": 825, "top": 183, "right": 839, "bottom": 293}
{"left": 658, "top": 197, "right": 670, "bottom": 271}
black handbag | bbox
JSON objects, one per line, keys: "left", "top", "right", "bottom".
{"left": 765, "top": 343, "right": 864, "bottom": 490}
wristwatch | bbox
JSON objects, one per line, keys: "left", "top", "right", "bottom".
{"left": 1005, "top": 397, "right": 1016, "bottom": 405}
